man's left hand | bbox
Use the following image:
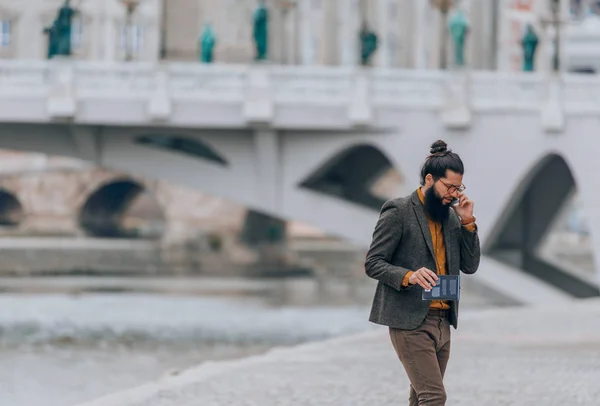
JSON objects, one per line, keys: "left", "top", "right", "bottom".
{"left": 453, "top": 192, "right": 474, "bottom": 222}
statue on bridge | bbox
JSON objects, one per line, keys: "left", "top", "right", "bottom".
{"left": 253, "top": 1, "right": 269, "bottom": 61}
{"left": 200, "top": 23, "right": 216, "bottom": 63}
{"left": 43, "top": 0, "right": 76, "bottom": 59}
{"left": 448, "top": 10, "right": 469, "bottom": 67}
{"left": 521, "top": 24, "right": 539, "bottom": 72}
{"left": 359, "top": 22, "right": 378, "bottom": 66}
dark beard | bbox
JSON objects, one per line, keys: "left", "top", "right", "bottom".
{"left": 424, "top": 186, "right": 450, "bottom": 223}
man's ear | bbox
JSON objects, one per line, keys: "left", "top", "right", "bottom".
{"left": 425, "top": 174, "right": 434, "bottom": 187}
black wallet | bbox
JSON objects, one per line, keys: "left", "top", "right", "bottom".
{"left": 422, "top": 275, "right": 460, "bottom": 301}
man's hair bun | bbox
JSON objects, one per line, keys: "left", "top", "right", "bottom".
{"left": 430, "top": 140, "right": 448, "bottom": 155}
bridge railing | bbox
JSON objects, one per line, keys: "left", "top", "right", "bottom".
{"left": 371, "top": 69, "right": 446, "bottom": 108}
{"left": 75, "top": 62, "right": 157, "bottom": 100}
{"left": 0, "top": 59, "right": 597, "bottom": 130}
{"left": 562, "top": 74, "right": 600, "bottom": 113}
{"left": 0, "top": 60, "right": 51, "bottom": 98}
{"left": 168, "top": 64, "right": 247, "bottom": 102}
{"left": 271, "top": 66, "right": 355, "bottom": 107}
{"left": 469, "top": 72, "right": 546, "bottom": 111}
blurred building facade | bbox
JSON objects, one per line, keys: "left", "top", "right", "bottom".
{"left": 0, "top": 0, "right": 598, "bottom": 71}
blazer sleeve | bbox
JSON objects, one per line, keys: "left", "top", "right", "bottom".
{"left": 365, "top": 201, "right": 414, "bottom": 291}
{"left": 459, "top": 224, "right": 481, "bottom": 274}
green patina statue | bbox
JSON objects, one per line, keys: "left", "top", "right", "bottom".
{"left": 253, "top": 1, "right": 269, "bottom": 61}
{"left": 200, "top": 24, "right": 216, "bottom": 63}
{"left": 44, "top": 0, "right": 76, "bottom": 59}
{"left": 359, "top": 23, "right": 378, "bottom": 66}
{"left": 448, "top": 10, "right": 469, "bottom": 67}
{"left": 521, "top": 24, "right": 539, "bottom": 72}
{"left": 43, "top": 25, "right": 58, "bottom": 59}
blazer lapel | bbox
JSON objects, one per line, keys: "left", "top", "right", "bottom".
{"left": 411, "top": 192, "right": 435, "bottom": 261}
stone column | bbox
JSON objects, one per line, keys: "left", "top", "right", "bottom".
{"left": 471, "top": 0, "right": 500, "bottom": 70}
{"left": 430, "top": 5, "right": 446, "bottom": 69}
{"left": 87, "top": 6, "right": 102, "bottom": 60}
{"left": 495, "top": 0, "right": 513, "bottom": 71}
{"left": 299, "top": 0, "right": 313, "bottom": 64}
{"left": 559, "top": 0, "right": 570, "bottom": 73}
{"left": 278, "top": 3, "right": 299, "bottom": 64}
{"left": 145, "top": 0, "right": 162, "bottom": 62}
{"left": 338, "top": 0, "right": 361, "bottom": 66}
{"left": 139, "top": 6, "right": 160, "bottom": 62}
{"left": 459, "top": 0, "right": 475, "bottom": 68}
{"left": 318, "top": 0, "right": 337, "bottom": 65}
{"left": 299, "top": 0, "right": 326, "bottom": 65}
{"left": 290, "top": 5, "right": 301, "bottom": 64}
{"left": 269, "top": 1, "right": 285, "bottom": 63}
{"left": 102, "top": 1, "right": 118, "bottom": 61}
{"left": 374, "top": 0, "right": 402, "bottom": 68}
{"left": 412, "top": 0, "right": 429, "bottom": 69}
{"left": 253, "top": 127, "right": 280, "bottom": 213}
{"left": 13, "top": 5, "right": 38, "bottom": 59}
{"left": 250, "top": 127, "right": 288, "bottom": 267}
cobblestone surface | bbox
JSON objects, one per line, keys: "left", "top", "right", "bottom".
{"left": 80, "top": 299, "right": 600, "bottom": 406}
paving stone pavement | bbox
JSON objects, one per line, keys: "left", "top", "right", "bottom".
{"left": 79, "top": 299, "right": 600, "bottom": 406}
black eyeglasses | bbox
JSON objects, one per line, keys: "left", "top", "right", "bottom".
{"left": 438, "top": 179, "right": 466, "bottom": 194}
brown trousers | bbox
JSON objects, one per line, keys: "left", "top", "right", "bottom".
{"left": 389, "top": 310, "right": 452, "bottom": 406}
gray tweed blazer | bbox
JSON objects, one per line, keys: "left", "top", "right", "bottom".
{"left": 365, "top": 190, "right": 480, "bottom": 330}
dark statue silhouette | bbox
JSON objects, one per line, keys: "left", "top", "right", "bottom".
{"left": 44, "top": 0, "right": 76, "bottom": 59}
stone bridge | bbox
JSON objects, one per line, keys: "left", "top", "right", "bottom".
{"left": 0, "top": 164, "right": 248, "bottom": 243}
{"left": 1, "top": 60, "right": 599, "bottom": 303}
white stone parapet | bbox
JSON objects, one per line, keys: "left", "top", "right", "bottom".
{"left": 0, "top": 60, "right": 599, "bottom": 131}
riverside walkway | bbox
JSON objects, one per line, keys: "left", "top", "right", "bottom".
{"left": 77, "top": 298, "right": 600, "bottom": 406}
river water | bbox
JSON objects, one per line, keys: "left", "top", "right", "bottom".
{"left": 0, "top": 276, "right": 387, "bottom": 406}
{"left": 0, "top": 274, "right": 501, "bottom": 406}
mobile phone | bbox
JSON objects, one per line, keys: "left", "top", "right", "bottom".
{"left": 451, "top": 198, "right": 459, "bottom": 206}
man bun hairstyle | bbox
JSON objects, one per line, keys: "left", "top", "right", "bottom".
{"left": 420, "top": 140, "right": 464, "bottom": 185}
{"left": 429, "top": 140, "right": 448, "bottom": 155}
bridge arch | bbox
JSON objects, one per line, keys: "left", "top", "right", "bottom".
{"left": 299, "top": 142, "right": 407, "bottom": 211}
{"left": 0, "top": 189, "right": 24, "bottom": 227}
{"left": 485, "top": 152, "right": 599, "bottom": 298}
{"left": 78, "top": 178, "right": 166, "bottom": 239}
{"left": 135, "top": 134, "right": 228, "bottom": 166}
